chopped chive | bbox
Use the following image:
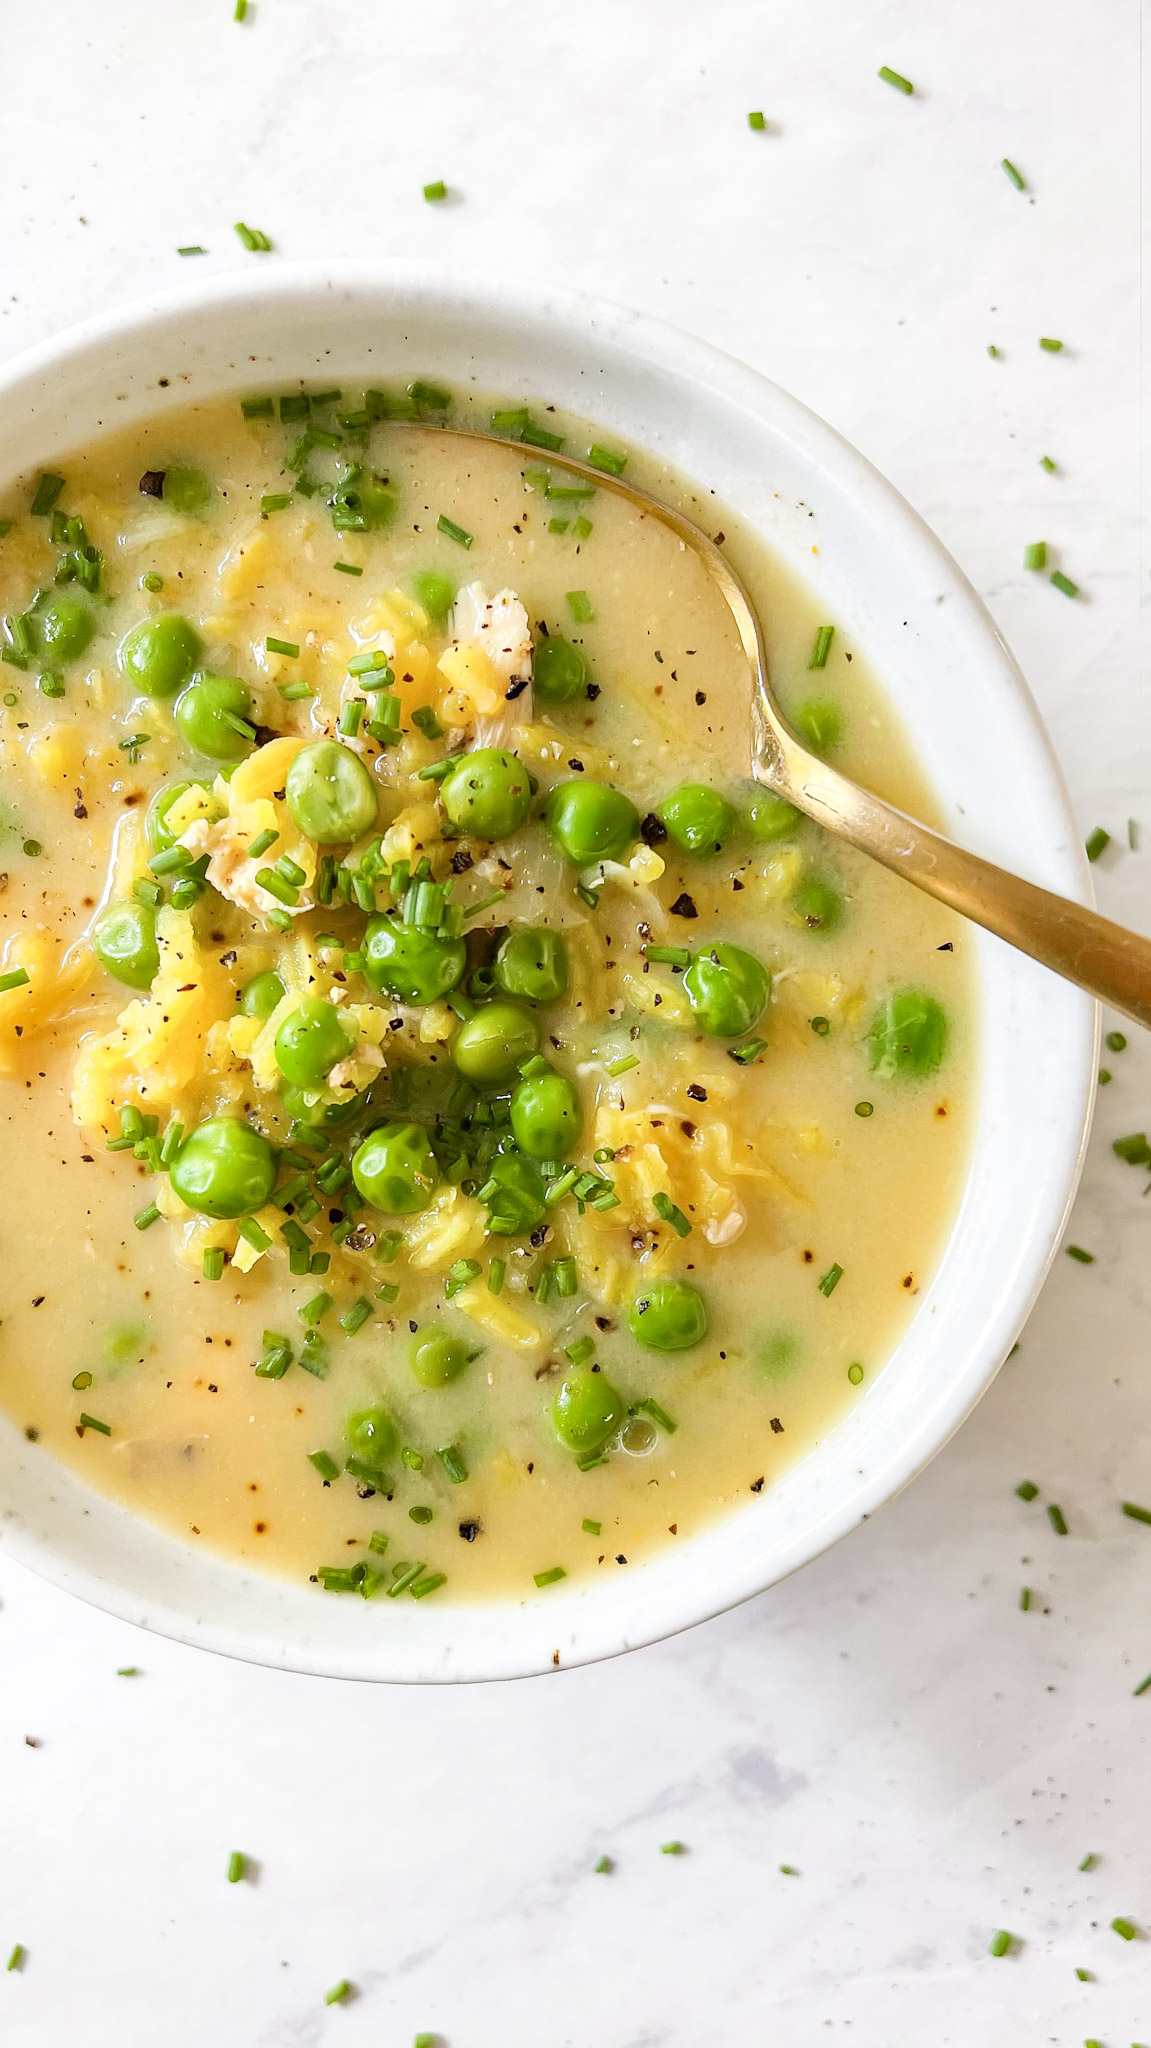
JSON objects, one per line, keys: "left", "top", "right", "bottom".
{"left": 1110, "top": 1916, "right": 1138, "bottom": 1940}
{"left": 605, "top": 1053, "right": 640, "bottom": 1078}
{"left": 409, "top": 1505, "right": 434, "bottom": 1525}
{"left": 133, "top": 1203, "right": 161, "bottom": 1232}
{"left": 987, "top": 344, "right": 1001, "bottom": 358}
{"left": 337, "top": 699, "right": 364, "bottom": 736}
{"left": 728, "top": 1039, "right": 767, "bottom": 1066}
{"left": 0, "top": 967, "right": 30, "bottom": 993}
{"left": 1107, "top": 1030, "right": 1128, "bottom": 1052}
{"left": 660, "top": 1841, "right": 686, "bottom": 1856}
{"left": 1075, "top": 1967, "right": 1092, "bottom": 1980}
{"left": 534, "top": 1565, "right": 566, "bottom": 1587}
{"left": 367, "top": 1531, "right": 389, "bottom": 1558}
{"left": 522, "top": 423, "right": 564, "bottom": 452}
{"left": 234, "top": 222, "right": 273, "bottom": 253}
{"left": 491, "top": 407, "right": 530, "bottom": 433}
{"left": 988, "top": 1929, "right": 1012, "bottom": 1957}
{"left": 278, "top": 680, "right": 313, "bottom": 701}
{"left": 545, "top": 482, "right": 596, "bottom": 500}
{"left": 411, "top": 1572, "right": 447, "bottom": 1599}
{"left": 817, "top": 1262, "right": 843, "bottom": 1297}
{"left": 202, "top": 1245, "right": 226, "bottom": 1281}
{"left": 376, "top": 1229, "right": 403, "bottom": 1264}
{"left": 423, "top": 181, "right": 447, "bottom": 202}
{"left": 445, "top": 1257, "right": 482, "bottom": 1299}
{"left": 1040, "top": 454, "right": 1057, "bottom": 472}
{"left": 436, "top": 513, "right": 473, "bottom": 548}
{"left": 308, "top": 1449, "right": 339, "bottom": 1482}
{"left": 644, "top": 944, "right": 691, "bottom": 967}
{"left": 582, "top": 1517, "right": 601, "bottom": 1535}
{"left": 1019, "top": 1586, "right": 1032, "bottom": 1610}
{"left": 1113, "top": 1133, "right": 1151, "bottom": 1165}
{"left": 1050, "top": 570, "right": 1078, "bottom": 597}
{"left": 266, "top": 635, "right": 299, "bottom": 658}
{"left": 1085, "top": 827, "right": 1110, "bottom": 862}
{"left": 246, "top": 827, "right": 278, "bottom": 861}
{"left": 386, "top": 1562, "right": 425, "bottom": 1598}
{"left": 1133, "top": 1671, "right": 1151, "bottom": 1696}
{"left": 487, "top": 1258, "right": 505, "bottom": 1295}
{"left": 71, "top": 1371, "right": 92, "bottom": 1391}
{"left": 30, "top": 473, "right": 65, "bottom": 517}
{"left": 78, "top": 1413, "right": 111, "bottom": 1436}
{"left": 878, "top": 65, "right": 914, "bottom": 93}
{"left": 652, "top": 1191, "right": 691, "bottom": 1238}
{"left": 1015, "top": 1480, "right": 1039, "bottom": 1501}
{"left": 411, "top": 703, "right": 445, "bottom": 741}
{"left": 437, "top": 1443, "right": 468, "bottom": 1485}
{"left": 854, "top": 1100, "right": 874, "bottom": 1118}
{"left": 808, "top": 624, "right": 835, "bottom": 669}
{"left": 340, "top": 1298, "right": 373, "bottom": 1336}
{"left": 1039, "top": 336, "right": 1064, "bottom": 352}
{"left": 234, "top": 0, "right": 247, "bottom": 17}
{"left": 549, "top": 518, "right": 570, "bottom": 535}
{"left": 1001, "top": 158, "right": 1026, "bottom": 190}
{"left": 1128, "top": 818, "right": 1138, "bottom": 849}
{"left": 6, "top": 1945, "right": 24, "bottom": 1972}
{"left": 573, "top": 516, "right": 593, "bottom": 540}
{"left": 254, "top": 1333, "right": 292, "bottom": 1379}
{"left": 226, "top": 1851, "right": 246, "bottom": 1883}
{"left": 636, "top": 1397, "right": 676, "bottom": 1434}
{"left": 1078, "top": 1852, "right": 1097, "bottom": 1871}
{"left": 565, "top": 589, "right": 595, "bottom": 623}
{"left": 241, "top": 396, "right": 273, "bottom": 420}
{"left": 588, "top": 444, "right": 627, "bottom": 476}
{"left": 779, "top": 1864, "right": 799, "bottom": 1876}
{"left": 1065, "top": 1244, "right": 1094, "bottom": 1263}
{"left": 334, "top": 560, "right": 363, "bottom": 576}
{"left": 748, "top": 110, "right": 766, "bottom": 130}
{"left": 1023, "top": 541, "right": 1047, "bottom": 571}
{"left": 594, "top": 1856, "right": 613, "bottom": 1874}
{"left": 1047, "top": 1503, "right": 1068, "bottom": 1535}
{"left": 325, "top": 1980, "right": 354, "bottom": 2005}
{"left": 221, "top": 711, "right": 257, "bottom": 740}
{"left": 1122, "top": 1501, "right": 1151, "bottom": 1526}
{"left": 177, "top": 245, "right": 207, "bottom": 256}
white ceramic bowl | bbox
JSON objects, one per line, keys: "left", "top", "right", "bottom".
{"left": 0, "top": 263, "right": 1096, "bottom": 1682}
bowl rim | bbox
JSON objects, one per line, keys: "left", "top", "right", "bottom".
{"left": 0, "top": 260, "right": 1097, "bottom": 1682}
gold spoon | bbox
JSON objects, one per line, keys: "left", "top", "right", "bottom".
{"left": 426, "top": 426, "right": 1151, "bottom": 1030}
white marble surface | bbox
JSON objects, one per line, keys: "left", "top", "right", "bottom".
{"left": 1, "top": 2, "right": 1148, "bottom": 2041}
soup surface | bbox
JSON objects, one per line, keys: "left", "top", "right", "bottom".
{"left": 0, "top": 386, "right": 972, "bottom": 1603}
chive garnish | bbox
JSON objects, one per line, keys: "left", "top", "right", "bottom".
{"left": 1122, "top": 1502, "right": 1151, "bottom": 1526}
{"left": 588, "top": 444, "right": 627, "bottom": 476}
{"left": 534, "top": 1565, "right": 566, "bottom": 1587}
{"left": 203, "top": 1247, "right": 225, "bottom": 1281}
{"left": 325, "top": 1981, "right": 354, "bottom": 2005}
{"left": 988, "top": 1929, "right": 1012, "bottom": 1957}
{"left": 594, "top": 1856, "right": 613, "bottom": 1874}
{"left": 241, "top": 396, "right": 273, "bottom": 420}
{"left": 1039, "top": 454, "right": 1057, "bottom": 472}
{"left": 1074, "top": 1967, "right": 1092, "bottom": 1980}
{"left": 133, "top": 1203, "right": 161, "bottom": 1231}
{"left": 1015, "top": 1480, "right": 1039, "bottom": 1501}
{"left": 1085, "top": 827, "right": 1109, "bottom": 862}
{"left": 566, "top": 589, "right": 596, "bottom": 623}
{"left": 411, "top": 1572, "right": 447, "bottom": 1599}
{"left": 1065, "top": 1245, "right": 1094, "bottom": 1263}
{"left": 487, "top": 1258, "right": 505, "bottom": 1295}
{"left": 1106, "top": 1030, "right": 1128, "bottom": 1052}
{"left": 1019, "top": 1587, "right": 1031, "bottom": 1610}
{"left": 1038, "top": 336, "right": 1064, "bottom": 352}
{"left": 234, "top": 0, "right": 247, "bottom": 18}
{"left": 226, "top": 1851, "right": 246, "bottom": 1883}
{"left": 266, "top": 635, "right": 299, "bottom": 658}
{"left": 386, "top": 1562, "right": 425, "bottom": 1598}
{"left": 1133, "top": 1671, "right": 1151, "bottom": 1696}
{"left": 1113, "top": 1134, "right": 1151, "bottom": 1165}
{"left": 522, "top": 423, "right": 564, "bottom": 452}
{"left": 436, "top": 513, "right": 473, "bottom": 548}
{"left": 1001, "top": 158, "right": 1025, "bottom": 190}
{"left": 1050, "top": 571, "right": 1078, "bottom": 597}
{"left": 1023, "top": 542, "right": 1047, "bottom": 570}
{"left": 817, "top": 1262, "right": 843, "bottom": 1297}
{"left": 6, "top": 1945, "right": 24, "bottom": 1972}
{"left": 177, "top": 245, "right": 207, "bottom": 256}
{"left": 748, "top": 110, "right": 766, "bottom": 130}
{"left": 661, "top": 1841, "right": 686, "bottom": 1855}
{"left": 728, "top": 1039, "right": 767, "bottom": 1065}
{"left": 637, "top": 1397, "right": 676, "bottom": 1434}
{"left": 307, "top": 1449, "right": 339, "bottom": 1482}
{"left": 652, "top": 1191, "right": 691, "bottom": 1238}
{"left": 30, "top": 473, "right": 65, "bottom": 517}
{"left": 878, "top": 65, "right": 913, "bottom": 93}
{"left": 334, "top": 560, "right": 363, "bottom": 575}
{"left": 78, "top": 1413, "right": 111, "bottom": 1436}
{"left": 234, "top": 222, "right": 273, "bottom": 252}
{"left": 1047, "top": 1504, "right": 1068, "bottom": 1535}
{"left": 1078, "top": 1853, "right": 1098, "bottom": 1871}
{"left": 606, "top": 1053, "right": 640, "bottom": 1078}
{"left": 987, "top": 344, "right": 1001, "bottom": 358}
{"left": 847, "top": 1363, "right": 865, "bottom": 1385}
{"left": 1110, "top": 1916, "right": 1138, "bottom": 1940}
{"left": 423, "top": 181, "right": 447, "bottom": 202}
{"left": 808, "top": 624, "right": 835, "bottom": 669}
{"left": 0, "top": 967, "right": 30, "bottom": 993}
{"left": 340, "top": 1298, "right": 373, "bottom": 1336}
{"left": 583, "top": 1518, "right": 601, "bottom": 1535}
{"left": 438, "top": 1444, "right": 467, "bottom": 1485}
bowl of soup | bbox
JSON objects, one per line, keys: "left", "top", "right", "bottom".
{"left": 0, "top": 264, "right": 1094, "bottom": 1680}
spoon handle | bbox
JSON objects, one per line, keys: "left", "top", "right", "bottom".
{"left": 761, "top": 738, "right": 1151, "bottom": 1030}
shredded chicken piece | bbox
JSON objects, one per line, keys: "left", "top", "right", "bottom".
{"left": 180, "top": 817, "right": 314, "bottom": 921}
{"left": 454, "top": 583, "right": 532, "bottom": 685}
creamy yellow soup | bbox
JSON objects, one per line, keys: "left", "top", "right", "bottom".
{"left": 0, "top": 387, "right": 971, "bottom": 1603}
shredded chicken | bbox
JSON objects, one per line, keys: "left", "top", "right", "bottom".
{"left": 180, "top": 817, "right": 314, "bottom": 921}
{"left": 454, "top": 582, "right": 532, "bottom": 685}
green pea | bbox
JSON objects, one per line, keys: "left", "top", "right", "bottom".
{"left": 33, "top": 595, "right": 93, "bottom": 664}
{"left": 285, "top": 739, "right": 378, "bottom": 844}
{"left": 482, "top": 1146, "right": 547, "bottom": 1236}
{"left": 410, "top": 1327, "right": 470, "bottom": 1387}
{"left": 683, "top": 942, "right": 771, "bottom": 1037}
{"left": 362, "top": 916, "right": 466, "bottom": 1005}
{"left": 240, "top": 969, "right": 285, "bottom": 1020}
{"left": 439, "top": 748, "right": 532, "bottom": 841}
{"left": 274, "top": 997, "right": 355, "bottom": 1088}
{"left": 742, "top": 783, "right": 800, "bottom": 843}
{"left": 544, "top": 779, "right": 639, "bottom": 866}
{"left": 169, "top": 1115, "right": 276, "bottom": 1219}
{"left": 794, "top": 699, "right": 842, "bottom": 756}
{"left": 411, "top": 569, "right": 455, "bottom": 623}
{"left": 451, "top": 1001, "right": 540, "bottom": 1085}
{"left": 792, "top": 876, "right": 842, "bottom": 935}
{"left": 866, "top": 988, "right": 947, "bottom": 1080}
{"left": 92, "top": 900, "right": 160, "bottom": 992}
{"left": 510, "top": 1068, "right": 582, "bottom": 1160}
{"left": 175, "top": 673, "right": 253, "bottom": 760}
{"left": 145, "top": 778, "right": 212, "bottom": 852}
{"left": 346, "top": 1406, "right": 397, "bottom": 1463}
{"left": 657, "top": 783, "right": 736, "bottom": 859}
{"left": 118, "top": 614, "right": 202, "bottom": 699}
{"left": 352, "top": 1122, "right": 440, "bottom": 1213}
{"left": 281, "top": 1084, "right": 366, "bottom": 1131}
{"left": 552, "top": 1369, "right": 626, "bottom": 1454}
{"left": 164, "top": 467, "right": 212, "bottom": 514}
{"left": 628, "top": 1277, "right": 708, "bottom": 1352}
{"left": 532, "top": 635, "right": 587, "bottom": 706}
{"left": 494, "top": 925, "right": 568, "bottom": 1004}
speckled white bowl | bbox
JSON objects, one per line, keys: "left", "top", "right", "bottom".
{"left": 0, "top": 263, "right": 1096, "bottom": 1682}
